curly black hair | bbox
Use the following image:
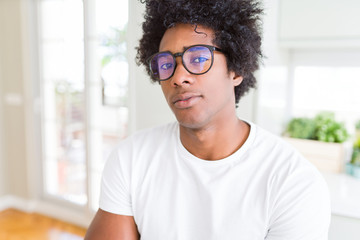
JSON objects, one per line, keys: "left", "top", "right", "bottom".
{"left": 136, "top": 0, "right": 263, "bottom": 104}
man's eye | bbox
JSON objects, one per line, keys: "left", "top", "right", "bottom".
{"left": 192, "top": 57, "right": 209, "bottom": 63}
{"left": 160, "top": 63, "right": 173, "bottom": 70}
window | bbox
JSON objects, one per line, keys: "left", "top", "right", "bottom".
{"left": 291, "top": 50, "right": 360, "bottom": 134}
{"left": 256, "top": 66, "right": 288, "bottom": 135}
{"left": 38, "top": 0, "right": 129, "bottom": 210}
{"left": 40, "top": 0, "right": 87, "bottom": 205}
{"left": 293, "top": 66, "right": 360, "bottom": 129}
{"left": 257, "top": 49, "right": 360, "bottom": 135}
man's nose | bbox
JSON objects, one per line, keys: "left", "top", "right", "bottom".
{"left": 170, "top": 58, "right": 193, "bottom": 86}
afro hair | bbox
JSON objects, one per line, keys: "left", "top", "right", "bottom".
{"left": 136, "top": 0, "right": 263, "bottom": 104}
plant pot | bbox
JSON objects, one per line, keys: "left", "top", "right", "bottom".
{"left": 352, "top": 165, "right": 360, "bottom": 179}
{"left": 283, "top": 137, "right": 352, "bottom": 173}
{"left": 345, "top": 163, "right": 360, "bottom": 179}
{"left": 345, "top": 163, "right": 354, "bottom": 175}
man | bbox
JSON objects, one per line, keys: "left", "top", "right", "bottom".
{"left": 85, "top": 0, "right": 330, "bottom": 239}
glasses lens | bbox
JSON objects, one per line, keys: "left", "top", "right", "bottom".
{"left": 183, "top": 46, "right": 212, "bottom": 74}
{"left": 150, "top": 52, "right": 175, "bottom": 80}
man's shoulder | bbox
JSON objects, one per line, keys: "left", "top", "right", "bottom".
{"left": 248, "top": 122, "right": 294, "bottom": 154}
{"left": 249, "top": 123, "right": 329, "bottom": 207}
{"left": 248, "top": 122, "right": 320, "bottom": 174}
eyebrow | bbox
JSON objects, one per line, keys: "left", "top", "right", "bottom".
{"left": 161, "top": 45, "right": 200, "bottom": 54}
{"left": 171, "top": 46, "right": 189, "bottom": 54}
{"left": 169, "top": 46, "right": 190, "bottom": 55}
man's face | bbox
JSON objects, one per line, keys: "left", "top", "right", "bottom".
{"left": 159, "top": 23, "right": 242, "bottom": 130}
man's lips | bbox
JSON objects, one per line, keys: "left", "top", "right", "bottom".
{"left": 172, "top": 93, "right": 202, "bottom": 109}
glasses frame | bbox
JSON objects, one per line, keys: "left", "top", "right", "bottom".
{"left": 147, "top": 44, "right": 223, "bottom": 81}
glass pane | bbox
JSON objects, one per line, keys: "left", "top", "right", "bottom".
{"left": 40, "top": 0, "right": 87, "bottom": 205}
{"left": 256, "top": 66, "right": 288, "bottom": 135}
{"left": 88, "top": 0, "right": 129, "bottom": 211}
{"left": 292, "top": 66, "right": 360, "bottom": 131}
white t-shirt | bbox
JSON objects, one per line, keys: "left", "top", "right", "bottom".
{"left": 100, "top": 121, "right": 330, "bottom": 240}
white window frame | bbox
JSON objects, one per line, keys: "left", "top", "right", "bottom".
{"left": 29, "top": 0, "right": 131, "bottom": 223}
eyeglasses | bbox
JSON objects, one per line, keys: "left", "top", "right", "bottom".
{"left": 147, "top": 44, "right": 223, "bottom": 81}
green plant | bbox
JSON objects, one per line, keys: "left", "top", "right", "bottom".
{"left": 355, "top": 137, "right": 360, "bottom": 149}
{"left": 313, "top": 112, "right": 349, "bottom": 143}
{"left": 286, "top": 118, "right": 316, "bottom": 139}
{"left": 356, "top": 120, "right": 360, "bottom": 130}
{"left": 100, "top": 26, "right": 127, "bottom": 67}
{"left": 350, "top": 131, "right": 360, "bottom": 166}
{"left": 351, "top": 146, "right": 360, "bottom": 166}
{"left": 285, "top": 112, "right": 349, "bottom": 143}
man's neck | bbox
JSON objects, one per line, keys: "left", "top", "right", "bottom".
{"left": 179, "top": 118, "right": 250, "bottom": 160}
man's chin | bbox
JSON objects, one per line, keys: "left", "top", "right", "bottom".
{"left": 176, "top": 117, "right": 210, "bottom": 131}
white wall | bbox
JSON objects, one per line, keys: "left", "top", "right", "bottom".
{"left": 0, "top": 0, "right": 9, "bottom": 197}
{"left": 279, "top": 0, "right": 360, "bottom": 48}
{"left": 0, "top": 0, "right": 29, "bottom": 199}
{"left": 127, "top": 0, "right": 175, "bottom": 133}
{"left": 0, "top": 52, "right": 5, "bottom": 196}
{"left": 236, "top": 89, "right": 257, "bottom": 122}
{"left": 262, "top": 0, "right": 289, "bottom": 66}
{"left": 254, "top": 0, "right": 290, "bottom": 134}
{"left": 21, "top": 0, "right": 41, "bottom": 200}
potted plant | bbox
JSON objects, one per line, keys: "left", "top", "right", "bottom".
{"left": 346, "top": 125, "right": 360, "bottom": 178}
{"left": 356, "top": 120, "right": 360, "bottom": 139}
{"left": 283, "top": 112, "right": 351, "bottom": 173}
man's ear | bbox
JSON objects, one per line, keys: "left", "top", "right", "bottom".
{"left": 231, "top": 72, "right": 243, "bottom": 87}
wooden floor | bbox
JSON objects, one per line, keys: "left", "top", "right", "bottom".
{"left": 0, "top": 208, "right": 86, "bottom": 240}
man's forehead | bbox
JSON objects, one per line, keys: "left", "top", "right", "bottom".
{"left": 159, "top": 24, "right": 215, "bottom": 51}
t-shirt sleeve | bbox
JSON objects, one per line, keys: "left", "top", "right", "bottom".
{"left": 99, "top": 147, "right": 133, "bottom": 216}
{"left": 265, "top": 166, "right": 331, "bottom": 240}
